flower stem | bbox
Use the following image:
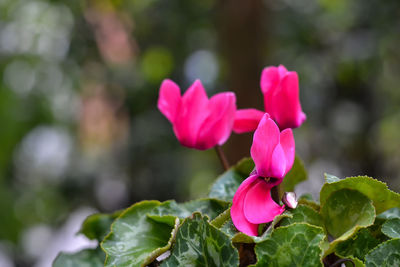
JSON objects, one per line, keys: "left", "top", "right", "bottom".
{"left": 215, "top": 145, "right": 230, "bottom": 171}
{"left": 210, "top": 207, "right": 231, "bottom": 228}
{"left": 271, "top": 183, "right": 284, "bottom": 204}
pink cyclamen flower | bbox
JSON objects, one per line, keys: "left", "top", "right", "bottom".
{"left": 232, "top": 65, "right": 306, "bottom": 133}
{"left": 231, "top": 114, "right": 295, "bottom": 236}
{"left": 158, "top": 79, "right": 236, "bottom": 150}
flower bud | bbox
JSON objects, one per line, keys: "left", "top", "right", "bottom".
{"left": 282, "top": 192, "right": 297, "bottom": 209}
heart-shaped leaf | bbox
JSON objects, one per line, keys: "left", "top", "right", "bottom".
{"left": 80, "top": 211, "right": 121, "bottom": 241}
{"left": 335, "top": 228, "right": 380, "bottom": 261}
{"left": 101, "top": 201, "right": 177, "bottom": 267}
{"left": 150, "top": 199, "right": 230, "bottom": 221}
{"left": 101, "top": 198, "right": 230, "bottom": 267}
{"left": 160, "top": 213, "right": 239, "bottom": 266}
{"left": 321, "top": 189, "right": 376, "bottom": 256}
{"left": 280, "top": 205, "right": 323, "bottom": 228}
{"left": 365, "top": 239, "right": 400, "bottom": 267}
{"left": 298, "top": 194, "right": 320, "bottom": 211}
{"left": 320, "top": 176, "right": 400, "bottom": 214}
{"left": 321, "top": 189, "right": 375, "bottom": 239}
{"left": 253, "top": 223, "right": 326, "bottom": 267}
{"left": 381, "top": 218, "right": 400, "bottom": 239}
{"left": 53, "top": 248, "right": 104, "bottom": 267}
{"left": 377, "top": 208, "right": 400, "bottom": 220}
{"left": 208, "top": 158, "right": 254, "bottom": 201}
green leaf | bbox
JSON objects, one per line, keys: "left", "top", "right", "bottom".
{"left": 299, "top": 193, "right": 314, "bottom": 201}
{"left": 365, "top": 239, "right": 400, "bottom": 267}
{"left": 321, "top": 189, "right": 376, "bottom": 239}
{"left": 80, "top": 211, "right": 121, "bottom": 241}
{"left": 280, "top": 205, "right": 324, "bottom": 228}
{"left": 208, "top": 158, "right": 254, "bottom": 201}
{"left": 150, "top": 199, "right": 230, "bottom": 221}
{"left": 382, "top": 218, "right": 400, "bottom": 239}
{"left": 210, "top": 207, "right": 231, "bottom": 228}
{"left": 282, "top": 156, "right": 307, "bottom": 192}
{"left": 321, "top": 189, "right": 376, "bottom": 257}
{"left": 101, "top": 200, "right": 176, "bottom": 267}
{"left": 53, "top": 248, "right": 104, "bottom": 267}
{"left": 219, "top": 213, "right": 293, "bottom": 244}
{"left": 320, "top": 176, "right": 400, "bottom": 214}
{"left": 298, "top": 194, "right": 320, "bottom": 211}
{"left": 335, "top": 228, "right": 380, "bottom": 261}
{"left": 160, "top": 213, "right": 239, "bottom": 267}
{"left": 220, "top": 218, "right": 239, "bottom": 238}
{"left": 101, "top": 198, "right": 229, "bottom": 267}
{"left": 253, "top": 223, "right": 326, "bottom": 267}
{"left": 324, "top": 173, "right": 341, "bottom": 183}
{"left": 179, "top": 199, "right": 230, "bottom": 220}
{"left": 377, "top": 208, "right": 400, "bottom": 219}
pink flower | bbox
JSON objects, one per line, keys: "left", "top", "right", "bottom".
{"left": 231, "top": 114, "right": 295, "bottom": 236}
{"left": 232, "top": 109, "right": 264, "bottom": 134}
{"left": 158, "top": 79, "right": 236, "bottom": 150}
{"left": 233, "top": 65, "right": 306, "bottom": 133}
{"left": 250, "top": 114, "right": 295, "bottom": 180}
{"left": 261, "top": 65, "right": 306, "bottom": 129}
{"left": 231, "top": 175, "right": 285, "bottom": 236}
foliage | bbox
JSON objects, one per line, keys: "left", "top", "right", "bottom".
{"left": 2, "top": 0, "right": 400, "bottom": 265}
{"left": 54, "top": 157, "right": 400, "bottom": 266}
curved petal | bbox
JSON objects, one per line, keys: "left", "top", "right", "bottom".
{"left": 297, "top": 111, "right": 307, "bottom": 128}
{"left": 233, "top": 109, "right": 265, "bottom": 134}
{"left": 231, "top": 175, "right": 259, "bottom": 236}
{"left": 260, "top": 66, "right": 280, "bottom": 94}
{"left": 277, "top": 65, "right": 288, "bottom": 78}
{"left": 269, "top": 144, "right": 287, "bottom": 179}
{"left": 260, "top": 66, "right": 280, "bottom": 117}
{"left": 173, "top": 80, "right": 209, "bottom": 148}
{"left": 250, "top": 115, "right": 280, "bottom": 177}
{"left": 273, "top": 72, "right": 305, "bottom": 129}
{"left": 243, "top": 180, "right": 285, "bottom": 224}
{"left": 280, "top": 129, "right": 295, "bottom": 175}
{"left": 196, "top": 92, "right": 236, "bottom": 149}
{"left": 157, "top": 79, "right": 181, "bottom": 123}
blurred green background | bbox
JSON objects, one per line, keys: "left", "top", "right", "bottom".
{"left": 0, "top": 0, "right": 399, "bottom": 266}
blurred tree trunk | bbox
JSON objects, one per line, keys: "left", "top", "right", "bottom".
{"left": 216, "top": 0, "right": 267, "bottom": 164}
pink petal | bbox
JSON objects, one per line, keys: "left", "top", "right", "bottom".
{"left": 251, "top": 115, "right": 280, "bottom": 178}
{"left": 260, "top": 67, "right": 280, "bottom": 118}
{"left": 157, "top": 79, "right": 181, "bottom": 123}
{"left": 260, "top": 66, "right": 280, "bottom": 94}
{"left": 243, "top": 179, "right": 285, "bottom": 224}
{"left": 269, "top": 144, "right": 287, "bottom": 179}
{"left": 277, "top": 65, "right": 288, "bottom": 78}
{"left": 233, "top": 109, "right": 266, "bottom": 134}
{"left": 273, "top": 72, "right": 305, "bottom": 129}
{"left": 280, "top": 129, "right": 295, "bottom": 175}
{"left": 196, "top": 92, "right": 236, "bottom": 150}
{"left": 231, "top": 175, "right": 259, "bottom": 236}
{"left": 297, "top": 111, "right": 307, "bottom": 128}
{"left": 173, "top": 80, "right": 209, "bottom": 148}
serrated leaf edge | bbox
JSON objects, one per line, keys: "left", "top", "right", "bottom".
{"left": 100, "top": 200, "right": 162, "bottom": 266}
{"left": 252, "top": 222, "right": 327, "bottom": 267}
{"left": 381, "top": 218, "right": 400, "bottom": 239}
{"left": 143, "top": 217, "right": 180, "bottom": 266}
{"left": 163, "top": 212, "right": 240, "bottom": 265}
{"left": 320, "top": 189, "right": 377, "bottom": 257}
{"left": 320, "top": 176, "right": 400, "bottom": 214}
{"left": 364, "top": 237, "right": 400, "bottom": 265}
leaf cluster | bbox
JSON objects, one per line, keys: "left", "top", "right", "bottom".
{"left": 53, "top": 158, "right": 400, "bottom": 266}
